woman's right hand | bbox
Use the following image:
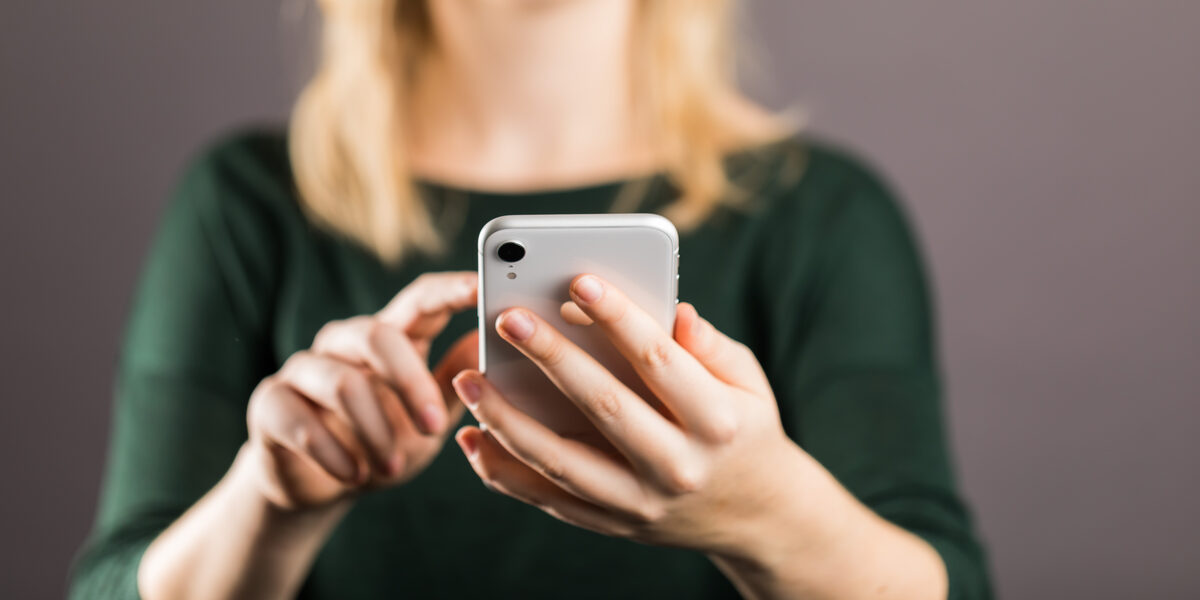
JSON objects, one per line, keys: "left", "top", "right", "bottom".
{"left": 244, "top": 272, "right": 478, "bottom": 510}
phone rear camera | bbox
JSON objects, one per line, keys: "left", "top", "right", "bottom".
{"left": 497, "top": 241, "right": 526, "bottom": 262}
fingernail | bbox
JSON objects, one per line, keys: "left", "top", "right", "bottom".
{"left": 453, "top": 373, "right": 482, "bottom": 409}
{"left": 573, "top": 275, "right": 603, "bottom": 304}
{"left": 457, "top": 430, "right": 479, "bottom": 459}
{"left": 419, "top": 404, "right": 445, "bottom": 433}
{"left": 388, "top": 453, "right": 405, "bottom": 476}
{"left": 498, "top": 310, "right": 535, "bottom": 341}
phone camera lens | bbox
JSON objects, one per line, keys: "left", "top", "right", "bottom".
{"left": 497, "top": 241, "right": 525, "bottom": 262}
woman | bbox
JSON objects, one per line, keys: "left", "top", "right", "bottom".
{"left": 71, "top": 1, "right": 991, "bottom": 598}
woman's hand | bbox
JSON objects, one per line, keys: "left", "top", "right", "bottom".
{"left": 451, "top": 275, "right": 948, "bottom": 599}
{"left": 246, "top": 272, "right": 478, "bottom": 510}
{"left": 450, "top": 273, "right": 803, "bottom": 555}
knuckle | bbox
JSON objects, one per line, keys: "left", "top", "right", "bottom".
{"left": 730, "top": 339, "right": 756, "bottom": 362}
{"left": 290, "top": 422, "right": 317, "bottom": 454}
{"left": 330, "top": 369, "right": 365, "bottom": 406}
{"left": 249, "top": 378, "right": 286, "bottom": 419}
{"left": 363, "top": 318, "right": 391, "bottom": 349}
{"left": 246, "top": 388, "right": 269, "bottom": 427}
{"left": 281, "top": 350, "right": 312, "bottom": 372}
{"left": 601, "top": 297, "right": 628, "bottom": 324}
{"left": 661, "top": 460, "right": 706, "bottom": 495}
{"left": 411, "top": 273, "right": 434, "bottom": 291}
{"left": 703, "top": 412, "right": 741, "bottom": 444}
{"left": 693, "top": 334, "right": 721, "bottom": 360}
{"left": 631, "top": 501, "right": 666, "bottom": 524}
{"left": 313, "top": 320, "right": 346, "bottom": 347}
{"left": 483, "top": 479, "right": 513, "bottom": 499}
{"left": 638, "top": 339, "right": 673, "bottom": 371}
{"left": 471, "top": 396, "right": 498, "bottom": 425}
{"left": 478, "top": 475, "right": 500, "bottom": 494}
{"left": 536, "top": 455, "right": 568, "bottom": 483}
{"left": 536, "top": 335, "right": 568, "bottom": 368}
{"left": 610, "top": 523, "right": 638, "bottom": 539}
{"left": 255, "top": 374, "right": 284, "bottom": 397}
{"left": 523, "top": 490, "right": 551, "bottom": 511}
{"left": 586, "top": 387, "right": 624, "bottom": 423}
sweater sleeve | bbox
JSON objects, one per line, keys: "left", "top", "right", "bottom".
{"left": 759, "top": 148, "right": 993, "bottom": 599}
{"left": 69, "top": 134, "right": 283, "bottom": 599}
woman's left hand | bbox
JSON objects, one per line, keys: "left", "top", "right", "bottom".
{"left": 450, "top": 274, "right": 807, "bottom": 557}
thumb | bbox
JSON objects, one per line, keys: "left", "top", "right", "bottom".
{"left": 433, "top": 330, "right": 480, "bottom": 416}
{"left": 674, "top": 303, "right": 771, "bottom": 396}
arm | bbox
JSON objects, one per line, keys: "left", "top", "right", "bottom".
{"left": 137, "top": 274, "right": 479, "bottom": 600}
{"left": 70, "top": 140, "right": 479, "bottom": 599}
{"left": 754, "top": 160, "right": 992, "bottom": 599}
{"left": 137, "top": 448, "right": 352, "bottom": 600}
{"left": 70, "top": 144, "right": 282, "bottom": 599}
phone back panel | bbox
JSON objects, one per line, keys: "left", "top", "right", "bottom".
{"left": 478, "top": 214, "right": 679, "bottom": 436}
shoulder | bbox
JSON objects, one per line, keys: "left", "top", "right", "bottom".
{"left": 162, "top": 126, "right": 310, "bottom": 262}
{"left": 733, "top": 136, "right": 920, "bottom": 260}
{"left": 740, "top": 135, "right": 907, "bottom": 227}
{"left": 173, "top": 126, "right": 297, "bottom": 222}
{"left": 183, "top": 126, "right": 290, "bottom": 185}
{"left": 732, "top": 136, "right": 929, "bottom": 292}
{"left": 153, "top": 127, "right": 299, "bottom": 302}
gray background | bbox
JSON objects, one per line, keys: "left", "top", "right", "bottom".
{"left": 2, "top": 1, "right": 1197, "bottom": 598}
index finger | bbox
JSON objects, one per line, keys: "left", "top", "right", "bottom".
{"left": 377, "top": 272, "right": 477, "bottom": 344}
{"left": 567, "top": 274, "right": 735, "bottom": 442}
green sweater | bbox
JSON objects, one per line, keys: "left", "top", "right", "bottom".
{"left": 71, "top": 130, "right": 991, "bottom": 599}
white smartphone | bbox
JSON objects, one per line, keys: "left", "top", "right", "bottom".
{"left": 477, "top": 214, "right": 680, "bottom": 437}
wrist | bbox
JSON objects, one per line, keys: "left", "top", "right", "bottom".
{"left": 138, "top": 445, "right": 355, "bottom": 600}
{"left": 704, "top": 441, "right": 947, "bottom": 599}
{"left": 227, "top": 444, "right": 354, "bottom": 526}
{"left": 705, "top": 439, "right": 870, "bottom": 583}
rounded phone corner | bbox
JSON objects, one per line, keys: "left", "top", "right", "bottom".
{"left": 477, "top": 215, "right": 517, "bottom": 255}
{"left": 638, "top": 213, "right": 680, "bottom": 254}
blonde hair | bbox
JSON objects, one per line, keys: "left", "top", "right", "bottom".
{"left": 290, "top": 0, "right": 778, "bottom": 263}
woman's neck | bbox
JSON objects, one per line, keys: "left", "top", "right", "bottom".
{"left": 408, "top": 0, "right": 652, "bottom": 190}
